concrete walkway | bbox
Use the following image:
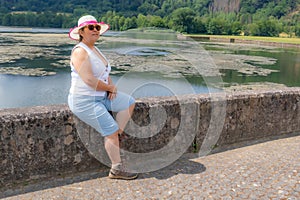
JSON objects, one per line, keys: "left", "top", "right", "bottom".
{"left": 2, "top": 135, "right": 300, "bottom": 200}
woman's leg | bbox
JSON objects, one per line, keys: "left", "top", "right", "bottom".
{"left": 106, "top": 103, "right": 134, "bottom": 165}
{"left": 107, "top": 92, "right": 135, "bottom": 134}
{"left": 105, "top": 126, "right": 138, "bottom": 180}
{"left": 116, "top": 103, "right": 135, "bottom": 134}
{"left": 104, "top": 131, "right": 121, "bottom": 165}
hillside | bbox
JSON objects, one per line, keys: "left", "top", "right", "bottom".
{"left": 0, "top": 0, "right": 299, "bottom": 37}
{"left": 210, "top": 0, "right": 241, "bottom": 13}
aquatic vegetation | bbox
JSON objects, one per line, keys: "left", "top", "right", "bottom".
{"left": 0, "top": 67, "right": 56, "bottom": 76}
{"left": 0, "top": 32, "right": 287, "bottom": 89}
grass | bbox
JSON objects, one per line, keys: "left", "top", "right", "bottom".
{"left": 186, "top": 34, "right": 300, "bottom": 44}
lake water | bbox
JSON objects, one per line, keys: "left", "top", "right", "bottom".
{"left": 0, "top": 27, "right": 299, "bottom": 109}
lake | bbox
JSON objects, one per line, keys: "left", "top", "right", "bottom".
{"left": 0, "top": 27, "right": 299, "bottom": 109}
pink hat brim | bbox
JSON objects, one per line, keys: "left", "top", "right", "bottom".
{"left": 68, "top": 22, "right": 110, "bottom": 40}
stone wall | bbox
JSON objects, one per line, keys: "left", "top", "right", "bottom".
{"left": 1, "top": 88, "right": 300, "bottom": 191}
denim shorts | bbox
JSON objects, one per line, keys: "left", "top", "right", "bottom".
{"left": 68, "top": 92, "right": 135, "bottom": 137}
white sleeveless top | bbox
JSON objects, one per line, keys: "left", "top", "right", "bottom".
{"left": 69, "top": 42, "right": 111, "bottom": 96}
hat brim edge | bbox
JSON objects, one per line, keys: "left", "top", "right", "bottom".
{"left": 68, "top": 23, "right": 110, "bottom": 40}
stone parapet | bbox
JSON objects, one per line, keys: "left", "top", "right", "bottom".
{"left": 1, "top": 88, "right": 300, "bottom": 190}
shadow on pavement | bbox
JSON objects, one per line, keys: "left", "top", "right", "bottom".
{"left": 1, "top": 154, "right": 205, "bottom": 199}
{"left": 0, "top": 169, "right": 109, "bottom": 199}
{"left": 138, "top": 153, "right": 206, "bottom": 180}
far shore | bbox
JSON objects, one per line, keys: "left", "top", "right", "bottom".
{"left": 1, "top": 25, "right": 299, "bottom": 46}
{"left": 186, "top": 34, "right": 300, "bottom": 48}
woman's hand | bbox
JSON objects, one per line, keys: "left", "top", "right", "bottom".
{"left": 108, "top": 84, "right": 117, "bottom": 100}
{"left": 108, "top": 91, "right": 117, "bottom": 100}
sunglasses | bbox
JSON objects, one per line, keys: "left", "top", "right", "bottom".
{"left": 86, "top": 24, "right": 101, "bottom": 31}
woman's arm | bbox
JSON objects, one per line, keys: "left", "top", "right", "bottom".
{"left": 108, "top": 76, "right": 113, "bottom": 86}
{"left": 71, "top": 47, "right": 116, "bottom": 93}
{"left": 107, "top": 76, "right": 117, "bottom": 99}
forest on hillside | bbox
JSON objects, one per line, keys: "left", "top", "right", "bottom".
{"left": 0, "top": 0, "right": 299, "bottom": 37}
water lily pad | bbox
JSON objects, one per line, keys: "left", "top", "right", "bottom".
{"left": 0, "top": 67, "right": 56, "bottom": 76}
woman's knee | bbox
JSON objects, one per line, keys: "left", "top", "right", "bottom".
{"left": 105, "top": 130, "right": 119, "bottom": 140}
{"left": 129, "top": 102, "right": 135, "bottom": 110}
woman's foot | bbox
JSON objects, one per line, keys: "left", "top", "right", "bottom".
{"left": 108, "top": 164, "right": 138, "bottom": 180}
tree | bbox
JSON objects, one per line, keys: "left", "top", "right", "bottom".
{"left": 249, "top": 19, "right": 281, "bottom": 37}
{"left": 138, "top": 2, "right": 159, "bottom": 15}
{"left": 295, "top": 25, "right": 300, "bottom": 37}
{"left": 207, "top": 18, "right": 230, "bottom": 35}
{"left": 73, "top": 8, "right": 88, "bottom": 18}
{"left": 24, "top": 12, "right": 37, "bottom": 26}
{"left": 247, "top": 23, "right": 260, "bottom": 36}
{"left": 112, "top": 15, "right": 120, "bottom": 30}
{"left": 122, "top": 16, "right": 137, "bottom": 30}
{"left": 118, "top": 16, "right": 126, "bottom": 31}
{"left": 0, "top": 0, "right": 298, "bottom": 37}
{"left": 53, "top": 14, "right": 64, "bottom": 28}
{"left": 161, "top": 0, "right": 192, "bottom": 15}
{"left": 231, "top": 21, "right": 242, "bottom": 35}
{"left": 170, "top": 7, "right": 196, "bottom": 33}
{"left": 2, "top": 14, "right": 12, "bottom": 26}
{"left": 149, "top": 15, "right": 166, "bottom": 28}
{"left": 240, "top": 13, "right": 252, "bottom": 24}
{"left": 192, "top": 16, "right": 206, "bottom": 34}
{"left": 137, "top": 14, "right": 150, "bottom": 28}
{"left": 193, "top": 0, "right": 210, "bottom": 16}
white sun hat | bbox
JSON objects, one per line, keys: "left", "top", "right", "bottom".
{"left": 68, "top": 15, "right": 110, "bottom": 40}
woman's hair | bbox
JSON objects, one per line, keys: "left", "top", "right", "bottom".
{"left": 79, "top": 27, "right": 84, "bottom": 42}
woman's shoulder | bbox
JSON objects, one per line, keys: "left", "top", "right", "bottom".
{"left": 73, "top": 42, "right": 89, "bottom": 52}
{"left": 73, "top": 45, "right": 86, "bottom": 52}
{"left": 72, "top": 46, "right": 88, "bottom": 59}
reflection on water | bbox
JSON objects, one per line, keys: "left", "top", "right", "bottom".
{"left": 117, "top": 47, "right": 170, "bottom": 56}
{"left": 0, "top": 72, "right": 215, "bottom": 109}
{"left": 113, "top": 71, "right": 221, "bottom": 98}
{"left": 220, "top": 47, "right": 300, "bottom": 87}
{"left": 0, "top": 73, "right": 70, "bottom": 108}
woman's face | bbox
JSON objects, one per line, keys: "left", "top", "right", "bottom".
{"left": 79, "top": 24, "right": 101, "bottom": 43}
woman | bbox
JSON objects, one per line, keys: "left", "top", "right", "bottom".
{"left": 68, "top": 15, "right": 137, "bottom": 180}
